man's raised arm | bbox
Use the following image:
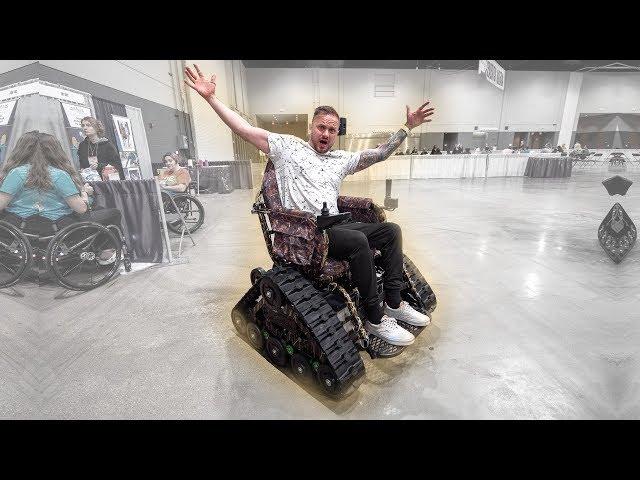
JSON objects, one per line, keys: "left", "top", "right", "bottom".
{"left": 184, "top": 64, "right": 271, "bottom": 154}
{"left": 354, "top": 102, "right": 435, "bottom": 173}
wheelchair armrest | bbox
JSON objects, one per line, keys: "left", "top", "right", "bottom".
{"left": 316, "top": 212, "right": 351, "bottom": 230}
{"left": 268, "top": 207, "right": 319, "bottom": 241}
{"left": 337, "top": 195, "right": 386, "bottom": 223}
{"left": 337, "top": 195, "right": 373, "bottom": 210}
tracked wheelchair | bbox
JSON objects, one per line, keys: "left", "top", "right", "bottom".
{"left": 0, "top": 212, "right": 131, "bottom": 291}
{"left": 231, "top": 161, "right": 437, "bottom": 398}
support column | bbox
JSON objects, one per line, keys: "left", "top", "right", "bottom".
{"left": 557, "top": 72, "right": 583, "bottom": 147}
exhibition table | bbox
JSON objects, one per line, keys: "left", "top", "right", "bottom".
{"left": 524, "top": 156, "right": 572, "bottom": 178}
{"left": 344, "top": 154, "right": 531, "bottom": 181}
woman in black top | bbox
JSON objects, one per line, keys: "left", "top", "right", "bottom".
{"left": 77, "top": 116, "right": 125, "bottom": 180}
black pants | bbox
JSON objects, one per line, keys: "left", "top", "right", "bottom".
{"left": 327, "top": 222, "right": 403, "bottom": 324}
{"left": 57, "top": 208, "right": 123, "bottom": 231}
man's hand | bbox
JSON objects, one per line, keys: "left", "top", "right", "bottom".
{"left": 405, "top": 101, "right": 435, "bottom": 130}
{"left": 353, "top": 101, "right": 436, "bottom": 173}
{"left": 83, "top": 183, "right": 94, "bottom": 196}
{"left": 184, "top": 64, "right": 217, "bottom": 100}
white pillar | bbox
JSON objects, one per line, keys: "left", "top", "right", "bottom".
{"left": 557, "top": 72, "right": 583, "bottom": 147}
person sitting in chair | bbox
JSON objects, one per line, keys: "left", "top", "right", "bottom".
{"left": 0, "top": 131, "right": 123, "bottom": 265}
{"left": 158, "top": 152, "right": 192, "bottom": 194}
{"left": 185, "top": 64, "right": 435, "bottom": 346}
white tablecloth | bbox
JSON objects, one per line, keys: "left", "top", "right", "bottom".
{"left": 343, "top": 154, "right": 532, "bottom": 181}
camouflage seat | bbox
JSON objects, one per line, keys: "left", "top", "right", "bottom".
{"left": 259, "top": 160, "right": 386, "bottom": 283}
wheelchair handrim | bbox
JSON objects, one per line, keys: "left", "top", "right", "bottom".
{"left": 0, "top": 220, "right": 33, "bottom": 288}
{"left": 46, "top": 222, "right": 122, "bottom": 291}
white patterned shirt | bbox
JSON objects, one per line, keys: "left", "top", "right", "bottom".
{"left": 267, "top": 133, "right": 361, "bottom": 215}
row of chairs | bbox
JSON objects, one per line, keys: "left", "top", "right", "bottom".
{"left": 571, "top": 152, "right": 640, "bottom": 168}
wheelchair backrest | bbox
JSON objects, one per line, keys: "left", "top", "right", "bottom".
{"left": 261, "top": 160, "right": 283, "bottom": 210}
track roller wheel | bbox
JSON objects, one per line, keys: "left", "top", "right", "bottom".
{"left": 266, "top": 337, "right": 288, "bottom": 367}
{"left": 290, "top": 353, "right": 314, "bottom": 383}
{"left": 250, "top": 267, "right": 266, "bottom": 285}
{"left": 231, "top": 309, "right": 248, "bottom": 336}
{"left": 246, "top": 322, "right": 264, "bottom": 351}
{"left": 260, "top": 276, "right": 283, "bottom": 308}
{"left": 316, "top": 365, "right": 340, "bottom": 395}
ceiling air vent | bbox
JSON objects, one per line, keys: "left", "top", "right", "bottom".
{"left": 374, "top": 73, "right": 395, "bottom": 98}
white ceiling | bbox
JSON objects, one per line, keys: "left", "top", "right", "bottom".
{"left": 256, "top": 113, "right": 307, "bottom": 125}
{"left": 242, "top": 60, "right": 640, "bottom": 72}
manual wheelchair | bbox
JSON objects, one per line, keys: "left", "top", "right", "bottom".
{"left": 161, "top": 183, "right": 205, "bottom": 235}
{"left": 0, "top": 213, "right": 131, "bottom": 291}
{"left": 231, "top": 161, "right": 437, "bottom": 398}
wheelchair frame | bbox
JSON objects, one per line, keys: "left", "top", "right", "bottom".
{"left": 0, "top": 216, "right": 131, "bottom": 291}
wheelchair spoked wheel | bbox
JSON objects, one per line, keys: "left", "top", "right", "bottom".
{"left": 166, "top": 194, "right": 205, "bottom": 234}
{"left": 0, "top": 220, "right": 32, "bottom": 289}
{"left": 46, "top": 222, "right": 122, "bottom": 291}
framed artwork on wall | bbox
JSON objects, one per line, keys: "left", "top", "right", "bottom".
{"left": 112, "top": 115, "right": 136, "bottom": 152}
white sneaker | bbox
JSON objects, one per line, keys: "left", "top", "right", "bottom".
{"left": 385, "top": 301, "right": 431, "bottom": 327}
{"left": 365, "top": 315, "right": 415, "bottom": 346}
{"left": 97, "top": 249, "right": 117, "bottom": 266}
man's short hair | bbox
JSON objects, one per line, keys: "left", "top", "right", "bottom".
{"left": 312, "top": 106, "right": 340, "bottom": 122}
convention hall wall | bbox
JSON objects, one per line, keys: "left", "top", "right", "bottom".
{"left": 0, "top": 61, "right": 196, "bottom": 165}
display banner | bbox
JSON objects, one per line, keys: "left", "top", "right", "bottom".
{"left": 61, "top": 102, "right": 91, "bottom": 128}
{"left": 0, "top": 100, "right": 16, "bottom": 125}
{"left": 478, "top": 60, "right": 505, "bottom": 90}
{"left": 39, "top": 83, "right": 86, "bottom": 104}
{"left": 0, "top": 82, "right": 39, "bottom": 102}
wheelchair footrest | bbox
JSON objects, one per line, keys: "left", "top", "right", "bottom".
{"left": 397, "top": 321, "right": 426, "bottom": 338}
{"left": 366, "top": 335, "right": 405, "bottom": 359}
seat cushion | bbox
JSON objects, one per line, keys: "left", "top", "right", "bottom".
{"left": 319, "top": 248, "right": 380, "bottom": 280}
{"left": 320, "top": 257, "right": 350, "bottom": 279}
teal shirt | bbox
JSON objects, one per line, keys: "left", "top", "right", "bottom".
{"left": 0, "top": 165, "right": 80, "bottom": 220}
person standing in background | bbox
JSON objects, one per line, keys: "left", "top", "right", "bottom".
{"left": 77, "top": 117, "right": 125, "bottom": 180}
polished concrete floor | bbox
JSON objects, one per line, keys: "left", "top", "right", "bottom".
{"left": 2, "top": 167, "right": 640, "bottom": 419}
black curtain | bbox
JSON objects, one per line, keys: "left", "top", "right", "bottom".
{"left": 92, "top": 96, "right": 127, "bottom": 148}
{"left": 89, "top": 179, "right": 164, "bottom": 263}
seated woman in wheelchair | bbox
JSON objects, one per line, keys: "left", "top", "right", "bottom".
{"left": 158, "top": 152, "right": 191, "bottom": 195}
{"left": 0, "top": 131, "right": 123, "bottom": 265}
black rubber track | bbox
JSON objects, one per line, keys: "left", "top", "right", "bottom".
{"left": 399, "top": 254, "right": 438, "bottom": 337}
{"left": 264, "top": 265, "right": 365, "bottom": 394}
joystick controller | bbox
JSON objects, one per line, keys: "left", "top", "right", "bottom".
{"left": 316, "top": 201, "right": 351, "bottom": 230}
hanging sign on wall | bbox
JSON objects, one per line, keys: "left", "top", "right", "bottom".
{"left": 0, "top": 82, "right": 39, "bottom": 102}
{"left": 0, "top": 100, "right": 17, "bottom": 125}
{"left": 39, "top": 83, "right": 86, "bottom": 104}
{"left": 61, "top": 102, "right": 92, "bottom": 128}
{"left": 478, "top": 60, "right": 505, "bottom": 90}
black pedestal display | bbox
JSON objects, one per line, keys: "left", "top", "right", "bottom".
{"left": 598, "top": 176, "right": 636, "bottom": 263}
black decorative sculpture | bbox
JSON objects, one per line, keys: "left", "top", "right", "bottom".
{"left": 598, "top": 176, "right": 636, "bottom": 263}
{"left": 602, "top": 175, "right": 633, "bottom": 196}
